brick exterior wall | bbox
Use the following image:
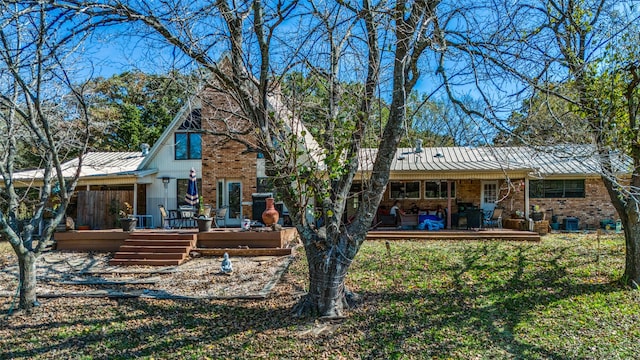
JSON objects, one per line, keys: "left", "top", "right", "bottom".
{"left": 201, "top": 137, "right": 258, "bottom": 216}
{"left": 199, "top": 87, "right": 260, "bottom": 220}
{"left": 377, "top": 177, "right": 618, "bottom": 229}
{"left": 499, "top": 177, "right": 618, "bottom": 229}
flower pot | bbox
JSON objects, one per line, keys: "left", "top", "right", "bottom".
{"left": 531, "top": 212, "right": 544, "bottom": 221}
{"left": 197, "top": 218, "right": 213, "bottom": 232}
{"left": 262, "top": 197, "right": 279, "bottom": 226}
{"left": 120, "top": 218, "right": 137, "bottom": 232}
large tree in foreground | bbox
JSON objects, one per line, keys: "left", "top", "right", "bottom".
{"left": 513, "top": 1, "right": 640, "bottom": 287}
{"left": 448, "top": 0, "right": 640, "bottom": 286}
{"left": 0, "top": 3, "right": 94, "bottom": 310}
{"left": 63, "top": 0, "right": 445, "bottom": 317}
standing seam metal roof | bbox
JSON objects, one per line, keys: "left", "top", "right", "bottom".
{"left": 359, "top": 145, "right": 629, "bottom": 176}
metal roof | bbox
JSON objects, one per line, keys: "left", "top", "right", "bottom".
{"left": 12, "top": 152, "right": 148, "bottom": 182}
{"left": 498, "top": 146, "right": 629, "bottom": 177}
{"left": 359, "top": 147, "right": 530, "bottom": 173}
{"left": 359, "top": 145, "right": 630, "bottom": 178}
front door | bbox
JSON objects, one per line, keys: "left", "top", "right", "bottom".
{"left": 481, "top": 181, "right": 498, "bottom": 214}
{"left": 217, "top": 179, "right": 242, "bottom": 227}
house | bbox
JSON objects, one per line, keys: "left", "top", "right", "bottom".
{"left": 7, "top": 83, "right": 624, "bottom": 231}
{"left": 142, "top": 104, "right": 623, "bottom": 231}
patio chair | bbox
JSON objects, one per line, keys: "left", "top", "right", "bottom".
{"left": 177, "top": 205, "right": 196, "bottom": 228}
{"left": 484, "top": 208, "right": 503, "bottom": 228}
{"left": 158, "top": 205, "right": 177, "bottom": 229}
{"left": 213, "top": 207, "right": 228, "bottom": 228}
{"left": 201, "top": 204, "right": 213, "bottom": 218}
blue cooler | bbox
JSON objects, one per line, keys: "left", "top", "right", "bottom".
{"left": 563, "top": 217, "right": 579, "bottom": 231}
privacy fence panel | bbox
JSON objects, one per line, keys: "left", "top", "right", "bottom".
{"left": 76, "top": 190, "right": 133, "bottom": 229}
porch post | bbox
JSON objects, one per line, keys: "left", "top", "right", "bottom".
{"left": 163, "top": 178, "right": 170, "bottom": 209}
{"left": 447, "top": 180, "right": 452, "bottom": 229}
{"left": 133, "top": 183, "right": 138, "bottom": 215}
{"left": 524, "top": 177, "right": 530, "bottom": 219}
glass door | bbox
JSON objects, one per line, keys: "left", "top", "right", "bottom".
{"left": 216, "top": 179, "right": 242, "bottom": 227}
{"left": 481, "top": 181, "right": 498, "bottom": 214}
{"left": 226, "top": 181, "right": 242, "bottom": 227}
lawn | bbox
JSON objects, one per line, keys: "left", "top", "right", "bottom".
{"left": 1, "top": 233, "right": 639, "bottom": 359}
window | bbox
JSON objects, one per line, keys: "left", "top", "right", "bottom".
{"left": 390, "top": 181, "right": 420, "bottom": 199}
{"left": 176, "top": 178, "right": 202, "bottom": 206}
{"left": 424, "top": 181, "right": 455, "bottom": 199}
{"left": 175, "top": 133, "right": 201, "bottom": 160}
{"left": 529, "top": 179, "right": 585, "bottom": 198}
{"left": 175, "top": 109, "right": 202, "bottom": 160}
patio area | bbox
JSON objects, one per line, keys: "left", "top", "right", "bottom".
{"left": 54, "top": 226, "right": 540, "bottom": 256}
{"left": 53, "top": 227, "right": 298, "bottom": 265}
{"left": 366, "top": 228, "right": 541, "bottom": 241}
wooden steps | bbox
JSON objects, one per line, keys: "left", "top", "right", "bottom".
{"left": 109, "top": 232, "right": 197, "bottom": 266}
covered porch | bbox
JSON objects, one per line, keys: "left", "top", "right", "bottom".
{"left": 352, "top": 147, "right": 537, "bottom": 231}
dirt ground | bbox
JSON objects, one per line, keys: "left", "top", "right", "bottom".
{"left": 0, "top": 249, "right": 295, "bottom": 301}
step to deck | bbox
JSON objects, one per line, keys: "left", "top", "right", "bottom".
{"left": 112, "top": 252, "right": 187, "bottom": 260}
{"left": 121, "top": 239, "right": 194, "bottom": 247}
{"left": 109, "top": 233, "right": 198, "bottom": 266}
{"left": 118, "top": 245, "right": 194, "bottom": 253}
{"left": 127, "top": 233, "right": 197, "bottom": 241}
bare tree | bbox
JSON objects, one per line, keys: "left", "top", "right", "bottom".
{"left": 59, "top": 0, "right": 445, "bottom": 317}
{"left": 443, "top": 0, "right": 640, "bottom": 286}
{"left": 0, "top": 2, "right": 95, "bottom": 310}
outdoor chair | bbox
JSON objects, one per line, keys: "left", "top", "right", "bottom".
{"left": 213, "top": 207, "right": 228, "bottom": 228}
{"left": 159, "top": 205, "right": 178, "bottom": 229}
{"left": 201, "top": 204, "right": 213, "bottom": 218}
{"left": 177, "top": 205, "right": 196, "bottom": 228}
{"left": 484, "top": 208, "right": 503, "bottom": 228}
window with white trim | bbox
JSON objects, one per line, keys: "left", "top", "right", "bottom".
{"left": 390, "top": 181, "right": 420, "bottom": 199}
{"left": 530, "top": 179, "right": 585, "bottom": 198}
{"left": 424, "top": 180, "right": 455, "bottom": 199}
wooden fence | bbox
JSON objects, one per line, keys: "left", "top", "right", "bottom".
{"left": 76, "top": 190, "right": 133, "bottom": 230}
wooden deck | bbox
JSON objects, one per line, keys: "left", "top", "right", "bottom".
{"left": 367, "top": 228, "right": 541, "bottom": 241}
{"left": 55, "top": 226, "right": 540, "bottom": 255}
{"left": 54, "top": 228, "right": 300, "bottom": 260}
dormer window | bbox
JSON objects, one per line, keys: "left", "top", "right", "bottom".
{"left": 175, "top": 109, "right": 202, "bottom": 160}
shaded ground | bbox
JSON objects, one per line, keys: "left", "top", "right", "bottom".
{"left": 1, "top": 234, "right": 639, "bottom": 359}
{"left": 0, "top": 250, "right": 294, "bottom": 299}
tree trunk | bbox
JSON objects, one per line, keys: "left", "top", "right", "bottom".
{"left": 293, "top": 243, "right": 354, "bottom": 318}
{"left": 623, "top": 207, "right": 640, "bottom": 288}
{"left": 18, "top": 251, "right": 38, "bottom": 311}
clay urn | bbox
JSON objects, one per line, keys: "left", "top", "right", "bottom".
{"left": 262, "top": 197, "right": 279, "bottom": 226}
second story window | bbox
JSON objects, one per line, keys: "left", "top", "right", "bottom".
{"left": 175, "top": 109, "right": 202, "bottom": 160}
{"left": 175, "top": 133, "right": 201, "bottom": 160}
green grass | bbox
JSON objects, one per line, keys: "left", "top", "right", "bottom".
{"left": 2, "top": 234, "right": 639, "bottom": 359}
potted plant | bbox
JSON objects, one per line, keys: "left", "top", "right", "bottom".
{"left": 531, "top": 205, "right": 545, "bottom": 221}
{"left": 118, "top": 202, "right": 137, "bottom": 232}
{"left": 196, "top": 197, "right": 212, "bottom": 232}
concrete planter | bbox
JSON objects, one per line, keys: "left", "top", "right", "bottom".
{"left": 197, "top": 218, "right": 213, "bottom": 232}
